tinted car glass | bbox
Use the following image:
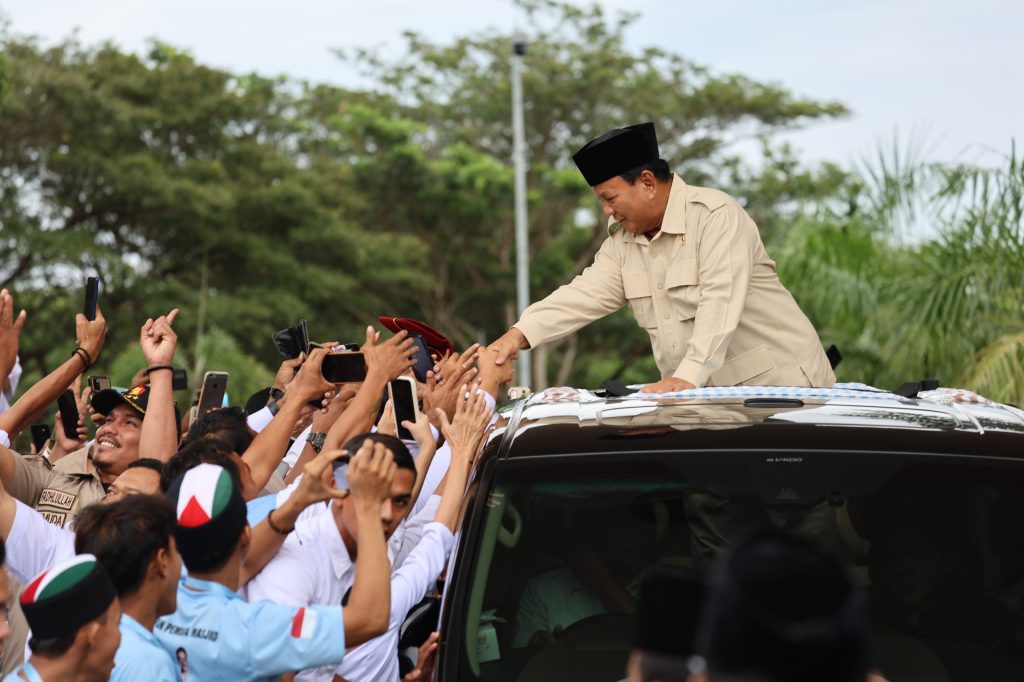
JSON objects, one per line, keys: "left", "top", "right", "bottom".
{"left": 445, "top": 451, "right": 1024, "bottom": 682}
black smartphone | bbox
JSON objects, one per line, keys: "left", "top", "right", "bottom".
{"left": 30, "top": 424, "right": 52, "bottom": 452}
{"left": 389, "top": 377, "right": 420, "bottom": 441}
{"left": 197, "top": 371, "right": 229, "bottom": 415}
{"left": 56, "top": 389, "right": 80, "bottom": 440}
{"left": 297, "top": 319, "right": 311, "bottom": 358}
{"left": 172, "top": 368, "right": 188, "bottom": 391}
{"left": 88, "top": 376, "right": 111, "bottom": 393}
{"left": 321, "top": 352, "right": 367, "bottom": 383}
{"left": 409, "top": 334, "right": 434, "bottom": 383}
{"left": 83, "top": 276, "right": 101, "bottom": 321}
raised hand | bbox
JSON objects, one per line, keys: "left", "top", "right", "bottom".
{"left": 362, "top": 326, "right": 417, "bottom": 382}
{"left": 286, "top": 348, "right": 339, "bottom": 404}
{"left": 487, "top": 328, "right": 528, "bottom": 366}
{"left": 0, "top": 288, "right": 27, "bottom": 380}
{"left": 346, "top": 439, "right": 396, "bottom": 505}
{"left": 434, "top": 381, "right": 493, "bottom": 462}
{"left": 76, "top": 306, "right": 108, "bottom": 364}
{"left": 140, "top": 309, "right": 179, "bottom": 366}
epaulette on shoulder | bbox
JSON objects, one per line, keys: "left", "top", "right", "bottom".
{"left": 686, "top": 185, "right": 731, "bottom": 212}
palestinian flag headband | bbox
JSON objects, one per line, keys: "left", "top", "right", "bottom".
{"left": 20, "top": 554, "right": 117, "bottom": 640}
{"left": 168, "top": 463, "right": 247, "bottom": 560}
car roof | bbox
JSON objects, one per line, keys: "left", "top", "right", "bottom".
{"left": 482, "top": 383, "right": 1024, "bottom": 462}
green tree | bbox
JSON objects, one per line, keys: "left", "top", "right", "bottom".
{"left": 333, "top": 0, "right": 848, "bottom": 387}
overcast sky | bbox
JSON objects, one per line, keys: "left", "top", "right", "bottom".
{"left": 1, "top": 0, "right": 1020, "bottom": 169}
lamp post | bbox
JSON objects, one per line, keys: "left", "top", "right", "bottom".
{"left": 511, "top": 35, "right": 531, "bottom": 385}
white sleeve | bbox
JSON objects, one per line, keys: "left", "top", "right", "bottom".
{"left": 2, "top": 357, "right": 21, "bottom": 401}
{"left": 390, "top": 495, "right": 442, "bottom": 570}
{"left": 415, "top": 444, "right": 450, "bottom": 517}
{"left": 282, "top": 424, "right": 312, "bottom": 469}
{"left": 6, "top": 499, "right": 76, "bottom": 584}
{"left": 0, "top": 429, "right": 9, "bottom": 448}
{"left": 246, "top": 406, "right": 275, "bottom": 433}
{"left": 242, "top": 537, "right": 317, "bottom": 608}
{"left": 388, "top": 522, "right": 453, "bottom": 627}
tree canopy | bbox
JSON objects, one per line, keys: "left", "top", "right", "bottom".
{"left": 1, "top": 0, "right": 1020, "bottom": 411}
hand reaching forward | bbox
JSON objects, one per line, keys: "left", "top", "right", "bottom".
{"left": 140, "top": 309, "right": 179, "bottom": 366}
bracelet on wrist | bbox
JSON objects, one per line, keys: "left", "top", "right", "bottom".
{"left": 71, "top": 347, "right": 93, "bottom": 370}
{"left": 144, "top": 364, "right": 174, "bottom": 376}
{"left": 266, "top": 508, "right": 294, "bottom": 535}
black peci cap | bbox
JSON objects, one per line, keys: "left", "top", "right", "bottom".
{"left": 572, "top": 122, "right": 660, "bottom": 186}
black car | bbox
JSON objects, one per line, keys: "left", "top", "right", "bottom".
{"left": 429, "top": 384, "right": 1024, "bottom": 682}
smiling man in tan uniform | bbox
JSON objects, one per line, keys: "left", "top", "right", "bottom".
{"left": 490, "top": 122, "right": 835, "bottom": 392}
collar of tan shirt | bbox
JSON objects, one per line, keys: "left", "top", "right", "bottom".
{"left": 612, "top": 173, "right": 689, "bottom": 244}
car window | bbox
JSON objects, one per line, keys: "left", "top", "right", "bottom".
{"left": 448, "top": 451, "right": 1024, "bottom": 682}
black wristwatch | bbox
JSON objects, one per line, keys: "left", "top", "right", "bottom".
{"left": 306, "top": 431, "right": 327, "bottom": 453}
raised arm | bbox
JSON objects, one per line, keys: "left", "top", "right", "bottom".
{"left": 138, "top": 309, "right": 180, "bottom": 462}
{"left": 341, "top": 440, "right": 396, "bottom": 647}
{"left": 240, "top": 446, "right": 350, "bottom": 585}
{"left": 0, "top": 309, "right": 107, "bottom": 485}
{"left": 243, "top": 348, "right": 338, "bottom": 493}
{"left": 321, "top": 327, "right": 416, "bottom": 454}
{"left": 432, "top": 383, "right": 493, "bottom": 531}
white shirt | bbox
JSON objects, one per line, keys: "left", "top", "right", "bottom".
{"left": 243, "top": 509, "right": 355, "bottom": 682}
{"left": 6, "top": 498, "right": 75, "bottom": 584}
{"left": 0, "top": 356, "right": 21, "bottom": 415}
{"left": 246, "top": 406, "right": 275, "bottom": 432}
{"left": 336, "top": 521, "right": 454, "bottom": 682}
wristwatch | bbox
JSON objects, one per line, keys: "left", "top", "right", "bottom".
{"left": 306, "top": 431, "right": 327, "bottom": 454}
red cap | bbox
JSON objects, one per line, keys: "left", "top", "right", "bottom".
{"left": 377, "top": 317, "right": 455, "bottom": 357}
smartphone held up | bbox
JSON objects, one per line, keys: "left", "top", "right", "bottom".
{"left": 83, "top": 277, "right": 101, "bottom": 321}
{"left": 389, "top": 376, "right": 420, "bottom": 442}
{"left": 321, "top": 352, "right": 367, "bottom": 383}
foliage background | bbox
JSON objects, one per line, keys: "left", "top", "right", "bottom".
{"left": 1, "top": 1, "right": 1021, "bottom": 424}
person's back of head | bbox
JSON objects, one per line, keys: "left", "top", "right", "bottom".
{"left": 74, "top": 495, "right": 179, "bottom": 603}
{"left": 161, "top": 437, "right": 242, "bottom": 493}
{"left": 695, "top": 529, "right": 868, "bottom": 682}
{"left": 187, "top": 407, "right": 253, "bottom": 454}
{"left": 628, "top": 570, "right": 704, "bottom": 682}
{"left": 166, "top": 463, "right": 248, "bottom": 575}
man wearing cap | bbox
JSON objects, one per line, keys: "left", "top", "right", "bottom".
{"left": 489, "top": 122, "right": 835, "bottom": 392}
{"left": 154, "top": 443, "right": 394, "bottom": 680}
{"left": 74, "top": 495, "right": 181, "bottom": 682}
{"left": 4, "top": 554, "right": 121, "bottom": 682}
{"left": 0, "top": 309, "right": 180, "bottom": 528}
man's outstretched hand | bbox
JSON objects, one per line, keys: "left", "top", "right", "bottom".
{"left": 641, "top": 377, "right": 696, "bottom": 394}
{"left": 487, "top": 327, "right": 528, "bottom": 366}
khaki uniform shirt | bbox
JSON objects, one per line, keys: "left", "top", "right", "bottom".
{"left": 5, "top": 446, "right": 105, "bottom": 528}
{"left": 516, "top": 174, "right": 836, "bottom": 388}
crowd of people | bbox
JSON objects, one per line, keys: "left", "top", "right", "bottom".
{"left": 0, "top": 284, "right": 510, "bottom": 681}
{"left": 0, "top": 284, "right": 889, "bottom": 682}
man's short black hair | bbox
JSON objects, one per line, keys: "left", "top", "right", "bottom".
{"left": 161, "top": 438, "right": 242, "bottom": 493}
{"left": 341, "top": 432, "right": 416, "bottom": 477}
{"left": 619, "top": 159, "right": 671, "bottom": 185}
{"left": 74, "top": 495, "right": 175, "bottom": 597}
{"left": 28, "top": 631, "right": 78, "bottom": 657}
{"left": 127, "top": 458, "right": 165, "bottom": 476}
{"left": 187, "top": 407, "right": 253, "bottom": 454}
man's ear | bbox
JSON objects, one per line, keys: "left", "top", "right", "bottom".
{"left": 640, "top": 169, "right": 658, "bottom": 195}
{"left": 82, "top": 619, "right": 103, "bottom": 651}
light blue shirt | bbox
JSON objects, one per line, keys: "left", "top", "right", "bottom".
{"left": 153, "top": 575, "right": 346, "bottom": 682}
{"left": 112, "top": 613, "right": 180, "bottom": 682}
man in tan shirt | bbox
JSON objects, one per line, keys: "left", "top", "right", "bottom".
{"left": 490, "top": 122, "right": 835, "bottom": 392}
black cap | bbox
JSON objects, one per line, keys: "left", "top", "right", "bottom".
{"left": 697, "top": 530, "right": 868, "bottom": 682}
{"left": 92, "top": 384, "right": 150, "bottom": 417}
{"left": 635, "top": 571, "right": 703, "bottom": 657}
{"left": 572, "top": 122, "right": 660, "bottom": 186}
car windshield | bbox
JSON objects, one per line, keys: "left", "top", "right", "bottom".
{"left": 452, "top": 450, "right": 1024, "bottom": 682}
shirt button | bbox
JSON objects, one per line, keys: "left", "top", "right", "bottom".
{"left": 657, "top": 282, "right": 664, "bottom": 289}
{"left": 663, "top": 313, "right": 670, "bottom": 319}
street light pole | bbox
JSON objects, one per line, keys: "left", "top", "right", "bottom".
{"left": 511, "top": 35, "right": 532, "bottom": 386}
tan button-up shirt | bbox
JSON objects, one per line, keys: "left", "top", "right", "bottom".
{"left": 515, "top": 174, "right": 835, "bottom": 388}
{"left": 6, "top": 446, "right": 104, "bottom": 528}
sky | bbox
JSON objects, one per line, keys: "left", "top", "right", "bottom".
{"left": 1, "top": 0, "right": 1020, "bottom": 170}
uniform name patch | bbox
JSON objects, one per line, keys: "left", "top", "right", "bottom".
{"left": 40, "top": 511, "right": 68, "bottom": 527}
{"left": 38, "top": 488, "right": 76, "bottom": 510}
